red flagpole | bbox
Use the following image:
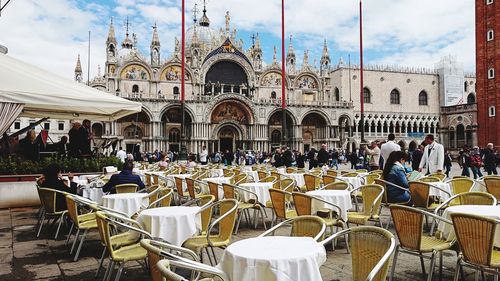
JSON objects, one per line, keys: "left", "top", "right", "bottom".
{"left": 359, "top": 0, "right": 365, "bottom": 143}
{"left": 181, "top": 0, "right": 185, "bottom": 103}
{"left": 281, "top": 0, "right": 287, "bottom": 143}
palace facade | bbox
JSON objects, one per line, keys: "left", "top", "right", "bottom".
{"left": 9, "top": 7, "right": 478, "bottom": 155}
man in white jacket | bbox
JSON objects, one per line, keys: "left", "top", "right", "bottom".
{"left": 419, "top": 134, "right": 444, "bottom": 175}
{"left": 380, "top": 133, "right": 401, "bottom": 168}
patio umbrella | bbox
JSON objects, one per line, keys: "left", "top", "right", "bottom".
{"left": 0, "top": 52, "right": 142, "bottom": 135}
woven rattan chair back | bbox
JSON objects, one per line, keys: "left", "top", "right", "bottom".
{"left": 350, "top": 226, "right": 394, "bottom": 281}
{"left": 389, "top": 205, "right": 423, "bottom": 250}
{"left": 199, "top": 195, "right": 215, "bottom": 234}
{"left": 271, "top": 171, "right": 282, "bottom": 180}
{"left": 324, "top": 182, "right": 349, "bottom": 190}
{"left": 409, "top": 181, "right": 430, "bottom": 208}
{"left": 152, "top": 174, "right": 160, "bottom": 185}
{"left": 185, "top": 178, "right": 197, "bottom": 199}
{"left": 286, "top": 167, "right": 296, "bottom": 173}
{"left": 95, "top": 212, "right": 115, "bottom": 258}
{"left": 291, "top": 216, "right": 325, "bottom": 239}
{"left": 361, "top": 184, "right": 384, "bottom": 217}
{"left": 304, "top": 174, "right": 320, "bottom": 192}
{"left": 327, "top": 169, "right": 338, "bottom": 177}
{"left": 218, "top": 199, "right": 238, "bottom": 242}
{"left": 322, "top": 175, "right": 337, "bottom": 185}
{"left": 257, "top": 170, "right": 268, "bottom": 180}
{"left": 222, "top": 183, "right": 237, "bottom": 201}
{"left": 343, "top": 172, "right": 358, "bottom": 177}
{"left": 429, "top": 173, "right": 446, "bottom": 181}
{"left": 453, "top": 192, "right": 496, "bottom": 206}
{"left": 419, "top": 176, "right": 441, "bottom": 183}
{"left": 269, "top": 189, "right": 289, "bottom": 219}
{"left": 157, "top": 188, "right": 173, "bottom": 207}
{"left": 280, "top": 178, "right": 294, "bottom": 191}
{"left": 115, "top": 183, "right": 138, "bottom": 194}
{"left": 65, "top": 195, "right": 80, "bottom": 227}
{"left": 365, "top": 174, "right": 381, "bottom": 185}
{"left": 451, "top": 213, "right": 497, "bottom": 266}
{"left": 449, "top": 178, "right": 475, "bottom": 195}
{"left": 292, "top": 192, "right": 313, "bottom": 216}
{"left": 140, "top": 240, "right": 164, "bottom": 281}
{"left": 373, "top": 179, "right": 389, "bottom": 204}
{"left": 38, "top": 188, "right": 57, "bottom": 213}
{"left": 208, "top": 181, "right": 220, "bottom": 201}
{"left": 260, "top": 176, "right": 277, "bottom": 183}
{"left": 174, "top": 177, "right": 185, "bottom": 197}
{"left": 234, "top": 174, "right": 247, "bottom": 185}
{"left": 484, "top": 176, "right": 500, "bottom": 201}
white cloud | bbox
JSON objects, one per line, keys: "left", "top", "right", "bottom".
{"left": 0, "top": 0, "right": 476, "bottom": 83}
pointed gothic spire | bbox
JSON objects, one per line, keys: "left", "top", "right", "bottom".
{"left": 322, "top": 39, "right": 329, "bottom": 59}
{"left": 287, "top": 34, "right": 295, "bottom": 55}
{"left": 272, "top": 45, "right": 277, "bottom": 65}
{"left": 75, "top": 54, "right": 82, "bottom": 73}
{"left": 106, "top": 18, "right": 117, "bottom": 45}
{"left": 199, "top": 0, "right": 210, "bottom": 27}
{"left": 121, "top": 16, "right": 133, "bottom": 49}
{"left": 151, "top": 22, "right": 160, "bottom": 47}
{"left": 302, "top": 50, "right": 309, "bottom": 67}
{"left": 255, "top": 32, "right": 261, "bottom": 50}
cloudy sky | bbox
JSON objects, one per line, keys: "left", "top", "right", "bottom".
{"left": 0, "top": 0, "right": 475, "bottom": 81}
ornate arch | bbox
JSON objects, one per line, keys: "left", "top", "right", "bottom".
{"left": 159, "top": 63, "right": 194, "bottom": 83}
{"left": 159, "top": 103, "right": 196, "bottom": 122}
{"left": 204, "top": 94, "right": 257, "bottom": 124}
{"left": 201, "top": 55, "right": 256, "bottom": 86}
{"left": 210, "top": 121, "right": 247, "bottom": 140}
{"left": 210, "top": 100, "right": 253, "bottom": 125}
{"left": 266, "top": 108, "right": 298, "bottom": 126}
{"left": 293, "top": 72, "right": 320, "bottom": 90}
{"left": 298, "top": 109, "right": 332, "bottom": 126}
{"left": 338, "top": 114, "right": 352, "bottom": 126}
{"left": 259, "top": 69, "right": 291, "bottom": 87}
{"left": 119, "top": 62, "right": 153, "bottom": 80}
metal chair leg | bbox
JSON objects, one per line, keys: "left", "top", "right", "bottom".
{"left": 54, "top": 214, "right": 65, "bottom": 239}
{"left": 204, "top": 248, "right": 214, "bottom": 266}
{"left": 453, "top": 259, "right": 461, "bottom": 281}
{"left": 389, "top": 246, "right": 399, "bottom": 281}
{"left": 427, "top": 252, "right": 436, "bottom": 281}
{"left": 105, "top": 260, "right": 115, "bottom": 281}
{"left": 260, "top": 209, "right": 267, "bottom": 230}
{"left": 73, "top": 229, "right": 88, "bottom": 261}
{"left": 96, "top": 247, "right": 107, "bottom": 278}
{"left": 234, "top": 211, "right": 243, "bottom": 234}
{"left": 113, "top": 263, "right": 124, "bottom": 281}
{"left": 65, "top": 222, "right": 74, "bottom": 245}
{"left": 210, "top": 247, "right": 218, "bottom": 264}
{"left": 420, "top": 255, "right": 427, "bottom": 277}
{"left": 439, "top": 251, "right": 443, "bottom": 281}
{"left": 70, "top": 229, "right": 81, "bottom": 254}
{"left": 37, "top": 214, "right": 46, "bottom": 237}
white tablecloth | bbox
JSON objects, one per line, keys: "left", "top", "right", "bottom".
{"left": 283, "top": 173, "right": 305, "bottom": 187}
{"left": 202, "top": 177, "right": 232, "bottom": 199}
{"left": 238, "top": 182, "right": 273, "bottom": 205}
{"left": 428, "top": 182, "right": 452, "bottom": 201}
{"left": 217, "top": 236, "right": 326, "bottom": 281}
{"left": 165, "top": 174, "right": 191, "bottom": 190}
{"left": 276, "top": 167, "right": 286, "bottom": 174}
{"left": 82, "top": 188, "right": 105, "bottom": 204}
{"left": 306, "top": 190, "right": 352, "bottom": 221}
{"left": 472, "top": 180, "right": 487, "bottom": 192}
{"left": 137, "top": 206, "right": 201, "bottom": 246}
{"left": 101, "top": 193, "right": 148, "bottom": 217}
{"left": 244, "top": 170, "right": 259, "bottom": 182}
{"left": 336, "top": 176, "right": 362, "bottom": 191}
{"left": 437, "top": 205, "right": 500, "bottom": 247}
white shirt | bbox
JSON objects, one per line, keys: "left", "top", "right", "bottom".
{"left": 199, "top": 149, "right": 208, "bottom": 162}
{"left": 116, "top": 150, "right": 127, "bottom": 162}
{"left": 380, "top": 141, "right": 401, "bottom": 162}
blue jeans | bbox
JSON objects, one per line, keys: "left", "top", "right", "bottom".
{"left": 331, "top": 159, "right": 339, "bottom": 170}
{"left": 471, "top": 167, "right": 483, "bottom": 179}
{"left": 461, "top": 166, "right": 471, "bottom": 177}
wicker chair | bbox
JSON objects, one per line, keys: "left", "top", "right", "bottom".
{"left": 148, "top": 188, "right": 174, "bottom": 208}
{"left": 321, "top": 226, "right": 396, "bottom": 281}
{"left": 222, "top": 183, "right": 266, "bottom": 233}
{"left": 185, "top": 178, "right": 203, "bottom": 200}
{"left": 233, "top": 173, "right": 248, "bottom": 185}
{"left": 115, "top": 183, "right": 139, "bottom": 193}
{"left": 140, "top": 239, "right": 199, "bottom": 281}
{"left": 207, "top": 181, "right": 222, "bottom": 202}
{"left": 197, "top": 195, "right": 216, "bottom": 235}
{"left": 65, "top": 195, "right": 98, "bottom": 261}
{"left": 174, "top": 176, "right": 190, "bottom": 204}
{"left": 257, "top": 170, "right": 268, "bottom": 181}
{"left": 343, "top": 172, "right": 359, "bottom": 177}
{"left": 270, "top": 171, "right": 282, "bottom": 180}
{"left": 389, "top": 205, "right": 455, "bottom": 281}
{"left": 408, "top": 181, "right": 450, "bottom": 212}
{"left": 419, "top": 176, "right": 441, "bottom": 183}
{"left": 36, "top": 187, "right": 69, "bottom": 239}
{"left": 363, "top": 173, "right": 381, "bottom": 185}
{"left": 302, "top": 173, "right": 322, "bottom": 192}
{"left": 95, "top": 211, "right": 148, "bottom": 281}
{"left": 429, "top": 173, "right": 446, "bottom": 181}
{"left": 268, "top": 189, "right": 297, "bottom": 226}
{"left": 292, "top": 192, "right": 348, "bottom": 251}
{"left": 326, "top": 169, "right": 338, "bottom": 177}
{"left": 347, "top": 184, "right": 384, "bottom": 227}
{"left": 374, "top": 179, "right": 412, "bottom": 229}
{"left": 483, "top": 176, "right": 500, "bottom": 202}
{"left": 323, "top": 181, "right": 349, "bottom": 190}
{"left": 182, "top": 199, "right": 238, "bottom": 265}
{"left": 286, "top": 167, "right": 297, "bottom": 173}
{"left": 450, "top": 213, "right": 500, "bottom": 281}
{"left": 447, "top": 177, "right": 475, "bottom": 195}
{"left": 156, "top": 257, "right": 229, "bottom": 281}
{"left": 259, "top": 176, "right": 277, "bottom": 183}
{"left": 259, "top": 215, "right": 327, "bottom": 241}
{"left": 322, "top": 175, "right": 337, "bottom": 185}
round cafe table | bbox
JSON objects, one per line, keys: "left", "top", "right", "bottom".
{"left": 238, "top": 182, "right": 273, "bottom": 205}
{"left": 101, "top": 193, "right": 148, "bottom": 217}
{"left": 336, "top": 176, "right": 362, "bottom": 191}
{"left": 165, "top": 174, "right": 191, "bottom": 191}
{"left": 137, "top": 206, "right": 201, "bottom": 246}
{"left": 82, "top": 187, "right": 105, "bottom": 204}
{"left": 283, "top": 173, "right": 305, "bottom": 187}
{"left": 306, "top": 190, "right": 352, "bottom": 221}
{"left": 217, "top": 236, "right": 326, "bottom": 281}
{"left": 437, "top": 205, "right": 500, "bottom": 247}
{"left": 202, "top": 177, "right": 232, "bottom": 199}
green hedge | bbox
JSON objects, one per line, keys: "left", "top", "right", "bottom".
{"left": 0, "top": 157, "right": 123, "bottom": 175}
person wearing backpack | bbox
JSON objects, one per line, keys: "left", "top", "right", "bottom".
{"left": 470, "top": 146, "right": 484, "bottom": 179}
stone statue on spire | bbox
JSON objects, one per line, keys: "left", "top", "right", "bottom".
{"left": 225, "top": 11, "right": 230, "bottom": 36}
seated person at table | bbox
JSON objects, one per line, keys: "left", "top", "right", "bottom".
{"left": 38, "top": 164, "right": 78, "bottom": 212}
{"left": 382, "top": 151, "right": 411, "bottom": 203}
{"left": 101, "top": 161, "right": 145, "bottom": 194}
{"left": 158, "top": 154, "right": 170, "bottom": 168}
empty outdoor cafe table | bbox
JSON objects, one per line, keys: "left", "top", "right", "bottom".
{"left": 137, "top": 206, "right": 201, "bottom": 246}
{"left": 217, "top": 236, "right": 326, "bottom": 281}
{"left": 238, "top": 182, "right": 274, "bottom": 205}
{"left": 437, "top": 205, "right": 500, "bottom": 247}
{"left": 306, "top": 190, "right": 352, "bottom": 221}
{"left": 101, "top": 193, "right": 148, "bottom": 217}
{"left": 427, "top": 182, "right": 452, "bottom": 201}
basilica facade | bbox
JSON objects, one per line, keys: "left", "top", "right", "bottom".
{"left": 9, "top": 7, "right": 477, "bottom": 155}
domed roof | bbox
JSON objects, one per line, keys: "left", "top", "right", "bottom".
{"left": 186, "top": 24, "right": 218, "bottom": 48}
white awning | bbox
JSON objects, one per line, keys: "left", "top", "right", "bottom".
{"left": 0, "top": 53, "right": 141, "bottom": 121}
